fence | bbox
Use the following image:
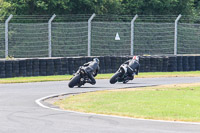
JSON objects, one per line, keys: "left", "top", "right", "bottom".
{"left": 0, "top": 14, "right": 200, "bottom": 58}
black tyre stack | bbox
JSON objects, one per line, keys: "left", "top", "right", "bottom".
{"left": 32, "top": 59, "right": 39, "bottom": 76}
{"left": 144, "top": 56, "right": 150, "bottom": 72}
{"left": 167, "top": 56, "right": 177, "bottom": 72}
{"left": 120, "top": 56, "right": 127, "bottom": 65}
{"left": 39, "top": 59, "right": 47, "bottom": 76}
{"left": 150, "top": 56, "right": 158, "bottom": 72}
{"left": 26, "top": 59, "right": 33, "bottom": 76}
{"left": 188, "top": 56, "right": 195, "bottom": 71}
{"left": 111, "top": 56, "right": 117, "bottom": 73}
{"left": 61, "top": 57, "right": 68, "bottom": 75}
{"left": 12, "top": 60, "right": 19, "bottom": 77}
{"left": 68, "top": 58, "right": 74, "bottom": 75}
{"left": 19, "top": 60, "right": 27, "bottom": 77}
{"left": 98, "top": 56, "right": 105, "bottom": 74}
{"left": 182, "top": 56, "right": 189, "bottom": 71}
{"left": 116, "top": 56, "right": 122, "bottom": 71}
{"left": 46, "top": 59, "right": 54, "bottom": 75}
{"left": 104, "top": 56, "right": 111, "bottom": 73}
{"left": 73, "top": 57, "right": 82, "bottom": 74}
{"left": 1, "top": 56, "right": 200, "bottom": 79}
{"left": 5, "top": 60, "right": 13, "bottom": 78}
{"left": 195, "top": 56, "right": 200, "bottom": 70}
{"left": 177, "top": 56, "right": 183, "bottom": 71}
{"left": 54, "top": 58, "right": 62, "bottom": 75}
{"left": 138, "top": 56, "right": 145, "bottom": 72}
{"left": 162, "top": 56, "right": 168, "bottom": 72}
{"left": 157, "top": 57, "right": 163, "bottom": 72}
{"left": 0, "top": 60, "right": 5, "bottom": 78}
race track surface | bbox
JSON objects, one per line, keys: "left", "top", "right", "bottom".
{"left": 1, "top": 77, "right": 200, "bottom": 133}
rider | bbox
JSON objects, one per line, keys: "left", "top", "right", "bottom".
{"left": 83, "top": 58, "right": 100, "bottom": 85}
{"left": 123, "top": 56, "right": 140, "bottom": 81}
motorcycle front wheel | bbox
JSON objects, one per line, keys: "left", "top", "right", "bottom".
{"left": 109, "top": 72, "right": 121, "bottom": 84}
{"left": 68, "top": 74, "right": 81, "bottom": 88}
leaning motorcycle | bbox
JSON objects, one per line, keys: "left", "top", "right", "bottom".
{"left": 68, "top": 66, "right": 91, "bottom": 88}
{"left": 110, "top": 64, "right": 134, "bottom": 84}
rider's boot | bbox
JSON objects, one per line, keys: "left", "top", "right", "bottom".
{"left": 123, "top": 75, "right": 134, "bottom": 84}
{"left": 86, "top": 79, "right": 96, "bottom": 85}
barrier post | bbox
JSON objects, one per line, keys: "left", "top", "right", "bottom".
{"left": 88, "top": 13, "right": 95, "bottom": 56}
{"left": 174, "top": 14, "right": 181, "bottom": 55}
{"left": 48, "top": 14, "right": 56, "bottom": 57}
{"left": 5, "top": 14, "right": 13, "bottom": 58}
{"left": 131, "top": 14, "right": 138, "bottom": 55}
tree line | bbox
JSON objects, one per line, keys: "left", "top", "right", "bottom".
{"left": 0, "top": 0, "right": 200, "bottom": 16}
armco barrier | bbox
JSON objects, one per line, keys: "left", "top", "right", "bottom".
{"left": 0, "top": 56, "right": 200, "bottom": 78}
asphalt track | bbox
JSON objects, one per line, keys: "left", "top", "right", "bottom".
{"left": 1, "top": 77, "right": 200, "bottom": 133}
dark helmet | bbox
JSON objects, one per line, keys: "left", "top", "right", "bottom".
{"left": 93, "top": 58, "right": 99, "bottom": 64}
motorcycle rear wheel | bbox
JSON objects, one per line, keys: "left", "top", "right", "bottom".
{"left": 68, "top": 74, "right": 81, "bottom": 88}
{"left": 110, "top": 72, "right": 121, "bottom": 84}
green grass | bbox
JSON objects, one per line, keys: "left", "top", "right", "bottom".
{"left": 54, "top": 83, "right": 200, "bottom": 122}
{"left": 138, "top": 71, "right": 200, "bottom": 78}
{"left": 0, "top": 71, "right": 200, "bottom": 84}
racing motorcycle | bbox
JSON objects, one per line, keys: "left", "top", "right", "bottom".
{"left": 110, "top": 64, "right": 135, "bottom": 84}
{"left": 68, "top": 66, "right": 92, "bottom": 88}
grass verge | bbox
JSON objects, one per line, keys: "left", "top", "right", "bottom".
{"left": 54, "top": 83, "right": 200, "bottom": 122}
{"left": 0, "top": 71, "right": 200, "bottom": 84}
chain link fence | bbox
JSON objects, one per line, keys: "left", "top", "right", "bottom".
{"left": 0, "top": 14, "right": 200, "bottom": 58}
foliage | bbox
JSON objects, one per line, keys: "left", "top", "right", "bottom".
{"left": 1, "top": 0, "right": 121, "bottom": 15}
{"left": 0, "top": 0, "right": 199, "bottom": 16}
{"left": 121, "top": 0, "right": 195, "bottom": 15}
{"left": 0, "top": 0, "right": 12, "bottom": 17}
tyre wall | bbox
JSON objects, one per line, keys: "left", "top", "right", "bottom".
{"left": 0, "top": 55, "right": 199, "bottom": 78}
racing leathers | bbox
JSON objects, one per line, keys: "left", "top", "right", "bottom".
{"left": 82, "top": 60, "right": 100, "bottom": 85}
{"left": 123, "top": 59, "right": 140, "bottom": 80}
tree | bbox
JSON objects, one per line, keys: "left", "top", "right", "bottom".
{"left": 0, "top": 0, "right": 12, "bottom": 17}
{"left": 1, "top": 0, "right": 71, "bottom": 15}
{"left": 0, "top": 0, "right": 198, "bottom": 16}
{"left": 1, "top": 0, "right": 122, "bottom": 15}
{"left": 121, "top": 0, "right": 195, "bottom": 15}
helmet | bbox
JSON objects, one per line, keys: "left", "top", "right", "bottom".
{"left": 93, "top": 58, "right": 100, "bottom": 64}
{"left": 132, "top": 56, "right": 139, "bottom": 62}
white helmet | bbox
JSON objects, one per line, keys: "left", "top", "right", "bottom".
{"left": 93, "top": 58, "right": 99, "bottom": 64}
{"left": 132, "top": 56, "right": 139, "bottom": 62}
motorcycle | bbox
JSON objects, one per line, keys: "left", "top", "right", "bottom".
{"left": 110, "top": 64, "right": 134, "bottom": 84}
{"left": 68, "top": 66, "right": 91, "bottom": 88}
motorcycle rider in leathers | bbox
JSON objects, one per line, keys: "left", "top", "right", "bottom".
{"left": 122, "top": 56, "right": 140, "bottom": 82}
{"left": 82, "top": 58, "right": 100, "bottom": 85}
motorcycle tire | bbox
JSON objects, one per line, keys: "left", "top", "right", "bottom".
{"left": 110, "top": 72, "right": 121, "bottom": 84}
{"left": 68, "top": 74, "right": 81, "bottom": 88}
